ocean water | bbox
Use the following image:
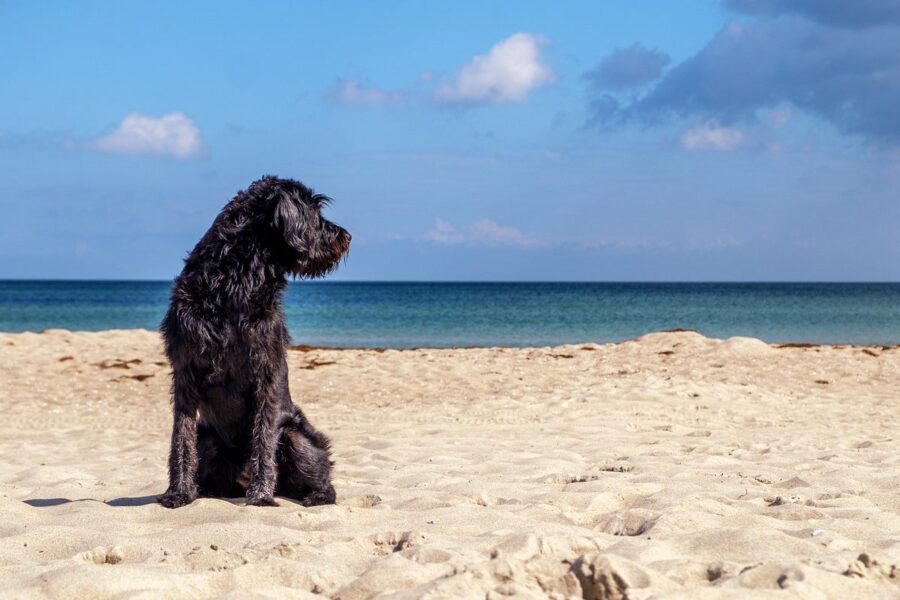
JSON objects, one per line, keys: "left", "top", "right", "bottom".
{"left": 1, "top": 281, "right": 899, "bottom": 347}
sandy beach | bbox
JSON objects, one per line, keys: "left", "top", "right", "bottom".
{"left": 0, "top": 329, "right": 897, "bottom": 598}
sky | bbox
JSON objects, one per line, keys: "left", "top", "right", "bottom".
{"left": 1, "top": 0, "right": 899, "bottom": 281}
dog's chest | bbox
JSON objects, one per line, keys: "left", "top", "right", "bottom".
{"left": 198, "top": 374, "right": 252, "bottom": 443}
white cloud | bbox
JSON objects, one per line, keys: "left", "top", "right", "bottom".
{"left": 435, "top": 33, "right": 555, "bottom": 104}
{"left": 679, "top": 122, "right": 744, "bottom": 151}
{"left": 93, "top": 113, "right": 201, "bottom": 158}
{"left": 426, "top": 218, "right": 544, "bottom": 247}
{"left": 329, "top": 78, "right": 404, "bottom": 106}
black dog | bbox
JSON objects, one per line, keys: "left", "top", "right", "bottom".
{"left": 158, "top": 176, "right": 350, "bottom": 508}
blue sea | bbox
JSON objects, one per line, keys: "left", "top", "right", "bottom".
{"left": 1, "top": 281, "right": 898, "bottom": 347}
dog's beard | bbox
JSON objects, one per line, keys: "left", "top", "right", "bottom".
{"left": 288, "top": 231, "right": 350, "bottom": 279}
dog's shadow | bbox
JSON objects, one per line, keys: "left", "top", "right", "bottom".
{"left": 23, "top": 495, "right": 159, "bottom": 508}
{"left": 21, "top": 496, "right": 284, "bottom": 508}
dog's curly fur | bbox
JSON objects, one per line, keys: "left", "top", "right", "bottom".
{"left": 158, "top": 176, "right": 350, "bottom": 508}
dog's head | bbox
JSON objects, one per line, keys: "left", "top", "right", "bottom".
{"left": 243, "top": 176, "right": 351, "bottom": 278}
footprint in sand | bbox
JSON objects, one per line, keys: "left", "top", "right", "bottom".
{"left": 594, "top": 510, "right": 657, "bottom": 537}
{"left": 369, "top": 531, "right": 426, "bottom": 556}
{"left": 76, "top": 546, "right": 124, "bottom": 565}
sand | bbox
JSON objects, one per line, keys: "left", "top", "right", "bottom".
{"left": 0, "top": 329, "right": 898, "bottom": 599}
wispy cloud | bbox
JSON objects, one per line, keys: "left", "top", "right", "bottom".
{"left": 680, "top": 122, "right": 744, "bottom": 151}
{"left": 0, "top": 131, "right": 75, "bottom": 152}
{"left": 426, "top": 218, "right": 545, "bottom": 247}
{"left": 92, "top": 112, "right": 202, "bottom": 158}
{"left": 328, "top": 77, "right": 405, "bottom": 106}
{"left": 585, "top": 43, "right": 670, "bottom": 91}
{"left": 425, "top": 218, "right": 466, "bottom": 244}
{"left": 434, "top": 33, "right": 555, "bottom": 105}
{"left": 370, "top": 151, "right": 500, "bottom": 167}
{"left": 766, "top": 105, "right": 793, "bottom": 129}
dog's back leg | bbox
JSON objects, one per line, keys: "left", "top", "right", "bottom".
{"left": 275, "top": 411, "right": 336, "bottom": 506}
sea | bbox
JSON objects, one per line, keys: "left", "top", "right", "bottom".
{"left": 1, "top": 281, "right": 899, "bottom": 347}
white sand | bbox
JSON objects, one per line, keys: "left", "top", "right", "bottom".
{"left": 0, "top": 329, "right": 898, "bottom": 598}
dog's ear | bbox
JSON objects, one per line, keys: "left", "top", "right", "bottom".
{"left": 271, "top": 191, "right": 306, "bottom": 252}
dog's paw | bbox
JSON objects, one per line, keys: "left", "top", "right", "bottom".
{"left": 246, "top": 481, "right": 277, "bottom": 507}
{"left": 246, "top": 494, "right": 278, "bottom": 507}
{"left": 300, "top": 486, "right": 337, "bottom": 507}
{"left": 158, "top": 489, "right": 197, "bottom": 509}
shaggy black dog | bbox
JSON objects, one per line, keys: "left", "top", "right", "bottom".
{"left": 158, "top": 176, "right": 350, "bottom": 508}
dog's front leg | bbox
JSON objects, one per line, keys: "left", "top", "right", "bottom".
{"left": 158, "top": 370, "right": 201, "bottom": 508}
{"left": 245, "top": 375, "right": 281, "bottom": 507}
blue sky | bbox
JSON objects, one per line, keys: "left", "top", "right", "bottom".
{"left": 1, "top": 0, "right": 898, "bottom": 281}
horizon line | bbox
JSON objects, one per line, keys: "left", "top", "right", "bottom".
{"left": 2, "top": 279, "right": 900, "bottom": 285}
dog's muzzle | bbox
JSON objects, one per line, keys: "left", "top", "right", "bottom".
{"left": 337, "top": 231, "right": 351, "bottom": 254}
